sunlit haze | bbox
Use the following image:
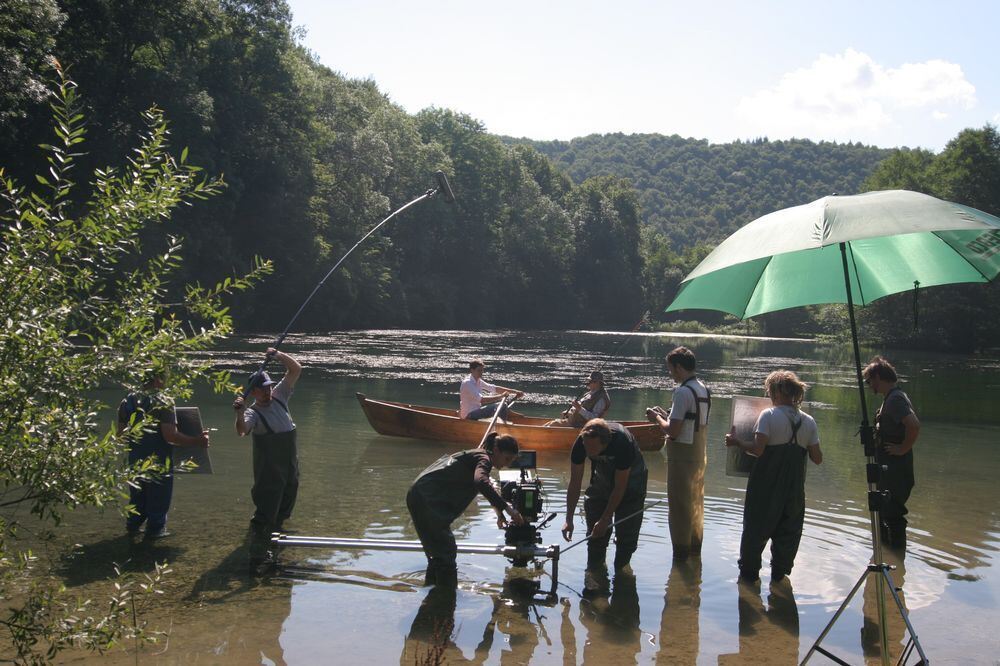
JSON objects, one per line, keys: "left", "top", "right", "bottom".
{"left": 287, "top": 0, "right": 999, "bottom": 151}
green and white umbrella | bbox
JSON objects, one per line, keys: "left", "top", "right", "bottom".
{"left": 667, "top": 189, "right": 1000, "bottom": 319}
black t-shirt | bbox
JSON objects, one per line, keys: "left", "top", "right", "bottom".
{"left": 572, "top": 427, "right": 635, "bottom": 469}
{"left": 570, "top": 422, "right": 646, "bottom": 492}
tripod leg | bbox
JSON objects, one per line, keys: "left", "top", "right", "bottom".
{"left": 879, "top": 567, "right": 928, "bottom": 665}
{"left": 801, "top": 568, "right": 870, "bottom": 664}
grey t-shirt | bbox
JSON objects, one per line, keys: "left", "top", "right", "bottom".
{"left": 243, "top": 379, "right": 295, "bottom": 434}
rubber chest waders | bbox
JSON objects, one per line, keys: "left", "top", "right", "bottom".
{"left": 666, "top": 377, "right": 710, "bottom": 558}
{"left": 739, "top": 411, "right": 807, "bottom": 578}
{"left": 583, "top": 427, "right": 648, "bottom": 570}
{"left": 249, "top": 397, "right": 298, "bottom": 557}
{"left": 121, "top": 393, "right": 174, "bottom": 533}
{"left": 407, "top": 450, "right": 492, "bottom": 584}
{"left": 875, "top": 387, "right": 915, "bottom": 541}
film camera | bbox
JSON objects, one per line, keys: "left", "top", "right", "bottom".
{"left": 498, "top": 450, "right": 557, "bottom": 566}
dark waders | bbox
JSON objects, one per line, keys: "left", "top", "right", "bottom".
{"left": 406, "top": 451, "right": 482, "bottom": 587}
{"left": 121, "top": 394, "right": 173, "bottom": 534}
{"left": 584, "top": 468, "right": 648, "bottom": 571}
{"left": 738, "top": 419, "right": 807, "bottom": 580}
{"left": 126, "top": 447, "right": 173, "bottom": 533}
{"left": 250, "top": 426, "right": 299, "bottom": 561}
{"left": 875, "top": 449, "right": 913, "bottom": 548}
{"left": 875, "top": 389, "right": 915, "bottom": 549}
{"left": 406, "top": 487, "right": 461, "bottom": 587}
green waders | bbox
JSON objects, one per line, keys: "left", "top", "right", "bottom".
{"left": 406, "top": 486, "right": 462, "bottom": 587}
{"left": 250, "top": 428, "right": 299, "bottom": 561}
{"left": 584, "top": 469, "right": 648, "bottom": 571}
{"left": 665, "top": 427, "right": 707, "bottom": 560}
{"left": 738, "top": 421, "right": 807, "bottom": 580}
{"left": 406, "top": 450, "right": 485, "bottom": 587}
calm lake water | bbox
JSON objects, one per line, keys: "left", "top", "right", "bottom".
{"left": 39, "top": 330, "right": 1000, "bottom": 664}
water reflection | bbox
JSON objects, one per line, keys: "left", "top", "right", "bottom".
{"left": 578, "top": 574, "right": 643, "bottom": 664}
{"left": 400, "top": 573, "right": 557, "bottom": 664}
{"left": 718, "top": 578, "right": 800, "bottom": 665}
{"left": 656, "top": 559, "right": 702, "bottom": 665}
{"left": 43, "top": 331, "right": 1000, "bottom": 662}
{"left": 861, "top": 548, "right": 910, "bottom": 662}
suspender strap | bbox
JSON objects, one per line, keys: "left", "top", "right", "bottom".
{"left": 784, "top": 411, "right": 802, "bottom": 446}
{"left": 681, "top": 377, "right": 712, "bottom": 432}
{"left": 249, "top": 396, "right": 291, "bottom": 435}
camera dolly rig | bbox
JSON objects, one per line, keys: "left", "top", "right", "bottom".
{"left": 271, "top": 450, "right": 562, "bottom": 600}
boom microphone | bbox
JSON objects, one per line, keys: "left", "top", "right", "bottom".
{"left": 243, "top": 172, "right": 452, "bottom": 397}
{"left": 435, "top": 170, "right": 456, "bottom": 203}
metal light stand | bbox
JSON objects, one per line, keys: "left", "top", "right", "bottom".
{"left": 271, "top": 533, "right": 561, "bottom": 600}
{"left": 801, "top": 244, "right": 928, "bottom": 665}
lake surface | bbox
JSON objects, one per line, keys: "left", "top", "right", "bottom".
{"left": 42, "top": 330, "right": 1000, "bottom": 664}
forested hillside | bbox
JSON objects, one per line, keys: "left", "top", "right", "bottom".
{"left": 3, "top": 0, "right": 999, "bottom": 350}
{"left": 516, "top": 134, "right": 892, "bottom": 250}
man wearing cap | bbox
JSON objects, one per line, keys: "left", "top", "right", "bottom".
{"left": 460, "top": 359, "right": 524, "bottom": 421}
{"left": 233, "top": 347, "right": 302, "bottom": 572}
{"left": 546, "top": 371, "right": 611, "bottom": 427}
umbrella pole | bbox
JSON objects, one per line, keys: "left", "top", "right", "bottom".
{"left": 803, "top": 243, "right": 927, "bottom": 665}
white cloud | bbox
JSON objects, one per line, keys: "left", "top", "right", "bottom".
{"left": 736, "top": 48, "right": 976, "bottom": 142}
{"left": 931, "top": 111, "right": 949, "bottom": 121}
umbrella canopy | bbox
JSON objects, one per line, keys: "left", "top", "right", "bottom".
{"left": 667, "top": 189, "right": 1000, "bottom": 319}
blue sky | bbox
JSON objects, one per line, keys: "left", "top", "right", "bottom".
{"left": 286, "top": 0, "right": 999, "bottom": 152}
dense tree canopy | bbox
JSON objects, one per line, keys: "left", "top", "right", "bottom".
{"left": 513, "top": 133, "right": 892, "bottom": 250}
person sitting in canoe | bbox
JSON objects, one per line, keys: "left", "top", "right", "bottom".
{"left": 459, "top": 358, "right": 524, "bottom": 421}
{"left": 545, "top": 370, "right": 611, "bottom": 427}
{"left": 406, "top": 432, "right": 526, "bottom": 586}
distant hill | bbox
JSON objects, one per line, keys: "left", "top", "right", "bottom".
{"left": 508, "top": 133, "right": 893, "bottom": 250}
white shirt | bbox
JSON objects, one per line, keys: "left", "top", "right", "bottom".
{"left": 460, "top": 374, "right": 497, "bottom": 418}
{"left": 755, "top": 405, "right": 820, "bottom": 449}
{"left": 669, "top": 378, "right": 709, "bottom": 444}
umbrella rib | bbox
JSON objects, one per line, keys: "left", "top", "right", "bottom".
{"left": 740, "top": 257, "right": 772, "bottom": 319}
{"left": 845, "top": 242, "right": 868, "bottom": 306}
{"left": 931, "top": 231, "right": 993, "bottom": 282}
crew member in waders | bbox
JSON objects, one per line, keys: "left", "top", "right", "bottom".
{"left": 863, "top": 355, "right": 920, "bottom": 551}
{"left": 233, "top": 347, "right": 302, "bottom": 574}
{"left": 646, "top": 346, "right": 710, "bottom": 561}
{"left": 562, "top": 418, "right": 648, "bottom": 587}
{"left": 725, "top": 370, "right": 822, "bottom": 584}
{"left": 118, "top": 371, "right": 210, "bottom": 539}
{"left": 406, "top": 433, "right": 526, "bottom": 587}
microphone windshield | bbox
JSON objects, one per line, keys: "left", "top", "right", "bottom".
{"left": 435, "top": 170, "right": 456, "bottom": 204}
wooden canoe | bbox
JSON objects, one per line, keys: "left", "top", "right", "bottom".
{"left": 356, "top": 393, "right": 665, "bottom": 452}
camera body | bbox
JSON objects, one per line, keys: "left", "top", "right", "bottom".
{"left": 499, "top": 450, "right": 542, "bottom": 522}
{"left": 498, "top": 450, "right": 553, "bottom": 566}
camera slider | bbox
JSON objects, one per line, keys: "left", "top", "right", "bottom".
{"left": 271, "top": 533, "right": 561, "bottom": 599}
